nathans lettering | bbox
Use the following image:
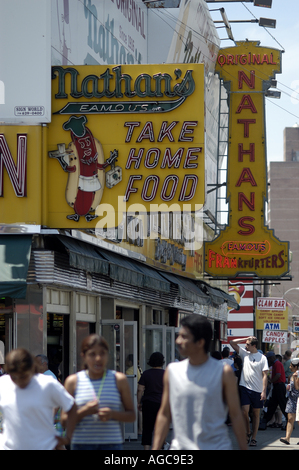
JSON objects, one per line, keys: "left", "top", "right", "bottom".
{"left": 204, "top": 41, "right": 289, "bottom": 279}
{"left": 84, "top": 0, "right": 146, "bottom": 65}
{"left": 48, "top": 63, "right": 205, "bottom": 227}
{"left": 52, "top": 65, "right": 195, "bottom": 101}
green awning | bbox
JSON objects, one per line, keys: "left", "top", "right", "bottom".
{"left": 100, "top": 249, "right": 144, "bottom": 287}
{"left": 0, "top": 235, "right": 32, "bottom": 299}
{"left": 159, "top": 271, "right": 211, "bottom": 305}
{"left": 130, "top": 261, "right": 170, "bottom": 293}
{"left": 199, "top": 282, "right": 240, "bottom": 310}
{"left": 215, "top": 289, "right": 240, "bottom": 310}
{"left": 58, "top": 236, "right": 109, "bottom": 275}
{"left": 203, "top": 285, "right": 226, "bottom": 306}
{"left": 100, "top": 250, "right": 170, "bottom": 293}
{"left": 58, "top": 236, "right": 170, "bottom": 293}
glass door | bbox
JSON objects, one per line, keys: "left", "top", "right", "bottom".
{"left": 0, "top": 311, "right": 15, "bottom": 365}
{"left": 76, "top": 321, "right": 96, "bottom": 372}
{"left": 100, "top": 319, "right": 124, "bottom": 372}
{"left": 142, "top": 325, "right": 176, "bottom": 371}
{"left": 166, "top": 327, "right": 175, "bottom": 367}
{"left": 47, "top": 313, "right": 69, "bottom": 382}
{"left": 100, "top": 319, "right": 138, "bottom": 440}
{"left": 143, "top": 325, "right": 163, "bottom": 371}
{"left": 124, "top": 321, "right": 138, "bottom": 440}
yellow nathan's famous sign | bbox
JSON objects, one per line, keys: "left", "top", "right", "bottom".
{"left": 0, "top": 126, "right": 43, "bottom": 225}
{"left": 204, "top": 41, "right": 289, "bottom": 279}
{"left": 47, "top": 64, "right": 205, "bottom": 228}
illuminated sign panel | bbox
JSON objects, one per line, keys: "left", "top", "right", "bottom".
{"left": 0, "top": 66, "right": 205, "bottom": 278}
{"left": 0, "top": 126, "right": 43, "bottom": 225}
{"left": 204, "top": 41, "right": 289, "bottom": 279}
{"left": 47, "top": 64, "right": 205, "bottom": 229}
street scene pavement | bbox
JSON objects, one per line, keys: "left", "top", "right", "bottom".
{"left": 229, "top": 424, "right": 299, "bottom": 451}
{"left": 123, "top": 424, "right": 299, "bottom": 451}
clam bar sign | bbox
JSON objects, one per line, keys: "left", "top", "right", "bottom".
{"left": 256, "top": 297, "right": 288, "bottom": 331}
{"left": 47, "top": 64, "right": 205, "bottom": 228}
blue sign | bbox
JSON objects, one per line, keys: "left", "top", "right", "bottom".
{"left": 264, "top": 323, "right": 280, "bottom": 330}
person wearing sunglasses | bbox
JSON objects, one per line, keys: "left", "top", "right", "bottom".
{"left": 280, "top": 357, "right": 299, "bottom": 445}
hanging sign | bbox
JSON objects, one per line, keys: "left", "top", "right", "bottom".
{"left": 47, "top": 64, "right": 205, "bottom": 229}
{"left": 0, "top": 126, "right": 43, "bottom": 225}
{"left": 293, "top": 321, "right": 299, "bottom": 333}
{"left": 262, "top": 330, "right": 288, "bottom": 344}
{"left": 204, "top": 41, "right": 289, "bottom": 279}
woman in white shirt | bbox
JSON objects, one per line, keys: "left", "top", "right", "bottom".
{"left": 0, "top": 348, "right": 76, "bottom": 450}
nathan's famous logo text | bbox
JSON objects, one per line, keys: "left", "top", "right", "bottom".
{"left": 52, "top": 66, "right": 195, "bottom": 115}
{"left": 48, "top": 64, "right": 205, "bottom": 227}
{"left": 204, "top": 42, "right": 289, "bottom": 279}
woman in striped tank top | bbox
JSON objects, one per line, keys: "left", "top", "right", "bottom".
{"left": 62, "top": 335, "right": 135, "bottom": 450}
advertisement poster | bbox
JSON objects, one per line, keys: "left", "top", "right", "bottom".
{"left": 256, "top": 297, "right": 288, "bottom": 331}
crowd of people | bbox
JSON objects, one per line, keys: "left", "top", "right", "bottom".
{"left": 0, "top": 315, "right": 298, "bottom": 450}
{"left": 212, "top": 342, "right": 299, "bottom": 447}
{"left": 0, "top": 335, "right": 136, "bottom": 450}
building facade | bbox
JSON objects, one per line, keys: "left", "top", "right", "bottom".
{"left": 0, "top": 0, "right": 238, "bottom": 439}
{"left": 268, "top": 125, "right": 299, "bottom": 351}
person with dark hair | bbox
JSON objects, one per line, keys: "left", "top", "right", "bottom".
{"left": 280, "top": 357, "right": 299, "bottom": 445}
{"left": 234, "top": 356, "right": 243, "bottom": 386}
{"left": 221, "top": 347, "right": 233, "bottom": 366}
{"left": 0, "top": 348, "right": 76, "bottom": 450}
{"left": 283, "top": 350, "right": 292, "bottom": 383}
{"left": 152, "top": 314, "right": 247, "bottom": 450}
{"left": 62, "top": 334, "right": 135, "bottom": 450}
{"left": 137, "top": 352, "right": 165, "bottom": 450}
{"left": 230, "top": 336, "right": 268, "bottom": 447}
{"left": 125, "top": 354, "right": 141, "bottom": 381}
{"left": 260, "top": 351, "right": 288, "bottom": 430}
{"left": 211, "top": 351, "right": 222, "bottom": 360}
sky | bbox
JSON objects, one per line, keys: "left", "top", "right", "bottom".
{"left": 207, "top": 0, "right": 299, "bottom": 163}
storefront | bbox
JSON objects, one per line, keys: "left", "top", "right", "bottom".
{"left": 0, "top": 0, "right": 241, "bottom": 440}
{"left": 0, "top": 230, "right": 238, "bottom": 439}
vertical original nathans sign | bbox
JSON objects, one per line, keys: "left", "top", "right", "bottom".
{"left": 47, "top": 64, "right": 205, "bottom": 229}
{"left": 204, "top": 41, "right": 289, "bottom": 279}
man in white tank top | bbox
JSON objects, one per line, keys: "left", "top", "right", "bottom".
{"left": 152, "top": 314, "right": 247, "bottom": 450}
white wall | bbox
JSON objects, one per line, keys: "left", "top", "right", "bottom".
{"left": 0, "top": 0, "right": 51, "bottom": 123}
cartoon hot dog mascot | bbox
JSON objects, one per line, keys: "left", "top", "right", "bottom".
{"left": 49, "top": 115, "right": 118, "bottom": 222}
{"left": 228, "top": 283, "right": 245, "bottom": 305}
